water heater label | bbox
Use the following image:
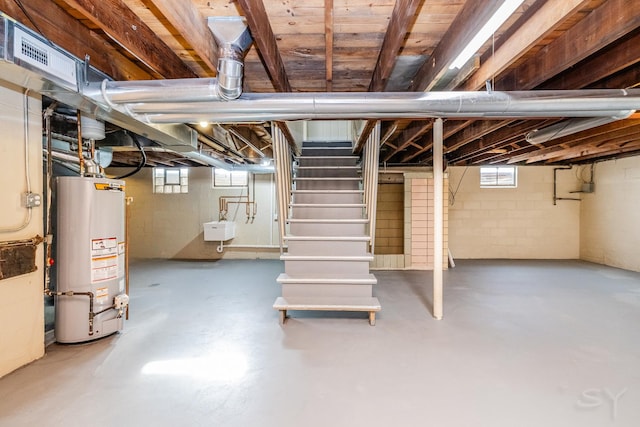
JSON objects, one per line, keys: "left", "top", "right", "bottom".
{"left": 91, "top": 237, "right": 119, "bottom": 283}
{"left": 96, "top": 287, "right": 109, "bottom": 304}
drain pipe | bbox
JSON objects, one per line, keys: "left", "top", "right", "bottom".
{"left": 553, "top": 166, "right": 581, "bottom": 205}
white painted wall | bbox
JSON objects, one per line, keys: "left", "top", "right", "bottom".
{"left": 448, "top": 166, "right": 581, "bottom": 259}
{"left": 112, "top": 167, "right": 280, "bottom": 259}
{"left": 580, "top": 157, "right": 640, "bottom": 271}
{"left": 305, "top": 120, "right": 353, "bottom": 141}
{"left": 0, "top": 82, "right": 44, "bottom": 377}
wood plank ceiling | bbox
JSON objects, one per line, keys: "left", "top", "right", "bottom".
{"left": 2, "top": 0, "right": 640, "bottom": 167}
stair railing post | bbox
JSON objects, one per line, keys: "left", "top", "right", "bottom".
{"left": 360, "top": 122, "right": 380, "bottom": 254}
{"left": 272, "top": 123, "right": 291, "bottom": 254}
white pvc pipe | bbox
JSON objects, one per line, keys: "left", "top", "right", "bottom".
{"left": 433, "top": 118, "right": 444, "bottom": 320}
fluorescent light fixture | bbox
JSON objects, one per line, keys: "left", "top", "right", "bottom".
{"left": 449, "top": 0, "right": 525, "bottom": 70}
{"left": 199, "top": 121, "right": 209, "bottom": 128}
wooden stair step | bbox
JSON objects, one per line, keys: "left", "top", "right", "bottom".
{"left": 287, "top": 218, "right": 368, "bottom": 224}
{"left": 277, "top": 273, "right": 377, "bottom": 285}
{"left": 289, "top": 203, "right": 365, "bottom": 208}
{"left": 294, "top": 177, "right": 361, "bottom": 181}
{"left": 284, "top": 235, "right": 370, "bottom": 241}
{"left": 280, "top": 254, "right": 374, "bottom": 262}
{"left": 273, "top": 296, "right": 381, "bottom": 325}
{"left": 296, "top": 165, "right": 359, "bottom": 170}
{"left": 296, "top": 156, "right": 359, "bottom": 160}
{"left": 292, "top": 189, "right": 363, "bottom": 194}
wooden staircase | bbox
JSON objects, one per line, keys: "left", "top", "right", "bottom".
{"left": 273, "top": 141, "right": 381, "bottom": 325}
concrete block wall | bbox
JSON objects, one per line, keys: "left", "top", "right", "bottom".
{"left": 404, "top": 172, "right": 449, "bottom": 270}
{"left": 448, "top": 166, "right": 581, "bottom": 259}
{"left": 111, "top": 168, "right": 280, "bottom": 260}
{"left": 371, "top": 181, "right": 405, "bottom": 269}
{"left": 580, "top": 157, "right": 640, "bottom": 272}
{"left": 375, "top": 183, "right": 404, "bottom": 254}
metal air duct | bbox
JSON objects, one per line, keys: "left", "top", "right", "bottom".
{"left": 91, "top": 17, "right": 252, "bottom": 107}
{"left": 109, "top": 89, "right": 640, "bottom": 123}
{"left": 208, "top": 17, "right": 252, "bottom": 101}
{"left": 525, "top": 110, "right": 635, "bottom": 144}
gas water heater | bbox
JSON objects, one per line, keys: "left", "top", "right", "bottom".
{"left": 55, "top": 176, "right": 129, "bottom": 343}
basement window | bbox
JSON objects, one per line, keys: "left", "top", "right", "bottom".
{"left": 213, "top": 168, "right": 248, "bottom": 187}
{"left": 480, "top": 166, "right": 517, "bottom": 188}
{"left": 153, "top": 168, "right": 188, "bottom": 193}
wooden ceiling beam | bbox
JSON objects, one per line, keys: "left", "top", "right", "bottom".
{"left": 390, "top": 1, "right": 500, "bottom": 157}
{"left": 142, "top": 0, "right": 219, "bottom": 74}
{"left": 359, "top": 0, "right": 422, "bottom": 154}
{"left": 558, "top": 142, "right": 640, "bottom": 164}
{"left": 410, "top": 0, "right": 502, "bottom": 92}
{"left": 463, "top": 0, "right": 590, "bottom": 90}
{"left": 237, "top": 0, "right": 292, "bottom": 92}
{"left": 494, "top": 0, "right": 640, "bottom": 91}
{"left": 382, "top": 121, "right": 432, "bottom": 162}
{"left": 325, "top": 0, "right": 334, "bottom": 92}
{"left": 0, "top": 0, "right": 151, "bottom": 80}
{"left": 541, "top": 29, "right": 640, "bottom": 90}
{"left": 515, "top": 120, "right": 640, "bottom": 164}
{"left": 58, "top": 0, "right": 197, "bottom": 78}
{"left": 447, "top": 0, "right": 640, "bottom": 165}
{"left": 368, "top": 0, "right": 422, "bottom": 92}
{"left": 446, "top": 120, "right": 550, "bottom": 164}
{"left": 541, "top": 134, "right": 640, "bottom": 163}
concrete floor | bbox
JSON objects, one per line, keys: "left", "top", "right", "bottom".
{"left": 1, "top": 259, "right": 640, "bottom": 427}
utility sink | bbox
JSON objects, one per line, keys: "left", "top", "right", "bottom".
{"left": 203, "top": 221, "right": 235, "bottom": 241}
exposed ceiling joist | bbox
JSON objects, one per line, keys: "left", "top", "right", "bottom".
{"left": 409, "top": 0, "right": 502, "bottom": 92}
{"left": 382, "top": 121, "right": 432, "bottom": 162}
{"left": 5, "top": 0, "right": 640, "bottom": 166}
{"left": 463, "top": 0, "right": 590, "bottom": 90}
{"left": 325, "top": 0, "right": 334, "bottom": 91}
{"left": 496, "top": 0, "right": 640, "bottom": 91}
{"left": 509, "top": 119, "right": 640, "bottom": 163}
{"left": 237, "top": 0, "right": 292, "bottom": 92}
{"left": 0, "top": 0, "right": 151, "bottom": 80}
{"left": 142, "top": 0, "right": 219, "bottom": 74}
{"left": 368, "top": 0, "right": 423, "bottom": 92}
{"left": 542, "top": 135, "right": 640, "bottom": 163}
{"left": 58, "top": 0, "right": 197, "bottom": 78}
{"left": 541, "top": 29, "right": 640, "bottom": 90}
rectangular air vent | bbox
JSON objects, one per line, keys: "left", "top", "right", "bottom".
{"left": 13, "top": 27, "right": 76, "bottom": 88}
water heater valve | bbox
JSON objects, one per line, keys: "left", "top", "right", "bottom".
{"left": 114, "top": 294, "right": 130, "bottom": 309}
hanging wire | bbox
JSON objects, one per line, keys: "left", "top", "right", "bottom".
{"left": 448, "top": 166, "right": 469, "bottom": 206}
{"left": 12, "top": 0, "right": 53, "bottom": 46}
{"left": 113, "top": 133, "right": 147, "bottom": 179}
